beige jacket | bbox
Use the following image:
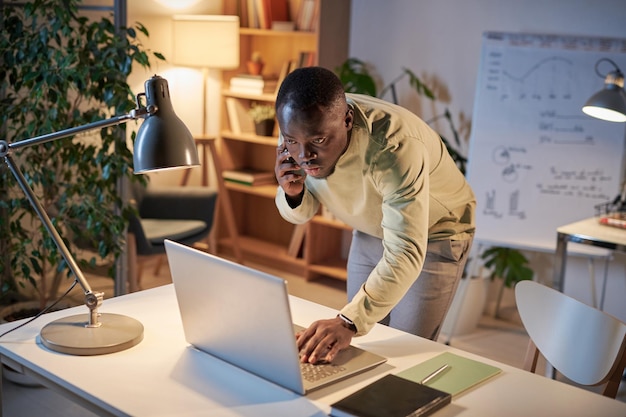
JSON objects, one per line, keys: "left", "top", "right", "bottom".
{"left": 276, "top": 94, "right": 475, "bottom": 335}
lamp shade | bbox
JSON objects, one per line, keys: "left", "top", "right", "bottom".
{"left": 582, "top": 68, "right": 626, "bottom": 123}
{"left": 172, "top": 15, "right": 240, "bottom": 68}
{"left": 134, "top": 75, "right": 200, "bottom": 173}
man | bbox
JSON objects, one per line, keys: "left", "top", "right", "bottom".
{"left": 274, "top": 67, "right": 475, "bottom": 364}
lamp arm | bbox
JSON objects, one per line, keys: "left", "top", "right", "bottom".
{"left": 3, "top": 153, "right": 105, "bottom": 323}
{"left": 7, "top": 106, "right": 154, "bottom": 152}
{"left": 0, "top": 104, "right": 155, "bottom": 327}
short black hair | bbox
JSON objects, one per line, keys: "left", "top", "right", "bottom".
{"left": 276, "top": 66, "right": 346, "bottom": 113}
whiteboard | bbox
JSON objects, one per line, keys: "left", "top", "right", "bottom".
{"left": 467, "top": 32, "right": 626, "bottom": 251}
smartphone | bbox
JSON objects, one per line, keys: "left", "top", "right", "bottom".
{"left": 285, "top": 156, "right": 305, "bottom": 176}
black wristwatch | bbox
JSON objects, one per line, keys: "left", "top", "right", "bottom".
{"left": 337, "top": 314, "right": 357, "bottom": 333}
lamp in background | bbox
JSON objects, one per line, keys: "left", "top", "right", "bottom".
{"left": 172, "top": 14, "right": 240, "bottom": 137}
{"left": 582, "top": 58, "right": 626, "bottom": 123}
{"left": 170, "top": 14, "right": 244, "bottom": 264}
{"left": 0, "top": 75, "right": 199, "bottom": 355}
{"left": 584, "top": 58, "right": 626, "bottom": 216}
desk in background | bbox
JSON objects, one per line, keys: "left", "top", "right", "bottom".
{"left": 1, "top": 284, "right": 625, "bottom": 417}
{"left": 554, "top": 216, "right": 626, "bottom": 308}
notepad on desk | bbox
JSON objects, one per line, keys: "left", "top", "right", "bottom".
{"left": 396, "top": 352, "right": 501, "bottom": 397}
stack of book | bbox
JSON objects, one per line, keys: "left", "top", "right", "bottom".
{"left": 228, "top": 0, "right": 320, "bottom": 32}
{"left": 229, "top": 74, "right": 279, "bottom": 95}
{"left": 222, "top": 168, "right": 277, "bottom": 186}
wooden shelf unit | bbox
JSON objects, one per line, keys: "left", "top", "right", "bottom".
{"left": 216, "top": 0, "right": 351, "bottom": 278}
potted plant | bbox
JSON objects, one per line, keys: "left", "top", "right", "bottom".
{"left": 247, "top": 51, "right": 265, "bottom": 75}
{"left": 248, "top": 103, "right": 276, "bottom": 136}
{"left": 480, "top": 246, "right": 533, "bottom": 318}
{"left": 0, "top": 0, "right": 163, "bottom": 316}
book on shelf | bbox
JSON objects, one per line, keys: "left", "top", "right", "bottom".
{"left": 396, "top": 352, "right": 501, "bottom": 397}
{"left": 297, "top": 50, "right": 316, "bottom": 68}
{"left": 222, "top": 168, "right": 277, "bottom": 186}
{"left": 296, "top": 0, "right": 317, "bottom": 31}
{"left": 229, "top": 84, "right": 278, "bottom": 95}
{"left": 255, "top": 0, "right": 290, "bottom": 29}
{"left": 272, "top": 59, "right": 297, "bottom": 94}
{"left": 329, "top": 374, "right": 451, "bottom": 417}
{"left": 271, "top": 20, "right": 295, "bottom": 31}
{"left": 234, "top": 0, "right": 248, "bottom": 28}
{"left": 230, "top": 74, "right": 279, "bottom": 88}
{"left": 287, "top": 0, "right": 301, "bottom": 22}
{"left": 268, "top": 0, "right": 289, "bottom": 23}
{"left": 246, "top": 0, "right": 259, "bottom": 28}
{"left": 237, "top": 0, "right": 291, "bottom": 29}
{"left": 230, "top": 74, "right": 279, "bottom": 95}
{"left": 234, "top": 0, "right": 317, "bottom": 31}
{"left": 224, "top": 97, "right": 255, "bottom": 134}
{"left": 254, "top": 0, "right": 270, "bottom": 29}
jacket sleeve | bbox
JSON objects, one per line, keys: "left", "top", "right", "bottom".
{"left": 275, "top": 186, "right": 321, "bottom": 224}
{"left": 340, "top": 139, "right": 430, "bottom": 335}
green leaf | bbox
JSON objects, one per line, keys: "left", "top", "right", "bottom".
{"left": 480, "top": 247, "right": 534, "bottom": 288}
{"left": 335, "top": 58, "right": 377, "bottom": 97}
{"left": 404, "top": 68, "right": 435, "bottom": 100}
{"left": 0, "top": 0, "right": 158, "bottom": 305}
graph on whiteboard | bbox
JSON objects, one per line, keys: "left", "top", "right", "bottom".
{"left": 467, "top": 32, "right": 626, "bottom": 250}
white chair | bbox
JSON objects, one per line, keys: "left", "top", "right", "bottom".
{"left": 515, "top": 280, "right": 626, "bottom": 398}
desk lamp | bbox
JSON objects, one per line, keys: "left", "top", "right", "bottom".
{"left": 0, "top": 75, "right": 199, "bottom": 355}
{"left": 583, "top": 58, "right": 626, "bottom": 214}
{"left": 583, "top": 58, "right": 626, "bottom": 122}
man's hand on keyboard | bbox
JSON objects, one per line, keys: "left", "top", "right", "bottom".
{"left": 296, "top": 317, "right": 354, "bottom": 364}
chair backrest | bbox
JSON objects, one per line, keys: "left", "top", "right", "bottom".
{"left": 515, "top": 280, "right": 626, "bottom": 397}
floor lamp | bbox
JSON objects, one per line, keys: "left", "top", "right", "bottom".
{"left": 172, "top": 14, "right": 243, "bottom": 262}
{"left": 0, "top": 75, "right": 199, "bottom": 355}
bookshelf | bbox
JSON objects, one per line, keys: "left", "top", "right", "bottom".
{"left": 216, "top": 0, "right": 352, "bottom": 277}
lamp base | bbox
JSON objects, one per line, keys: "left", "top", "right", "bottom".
{"left": 40, "top": 313, "right": 144, "bottom": 356}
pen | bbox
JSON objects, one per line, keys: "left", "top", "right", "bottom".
{"left": 420, "top": 364, "right": 450, "bottom": 385}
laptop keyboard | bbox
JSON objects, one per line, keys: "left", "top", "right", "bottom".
{"left": 300, "top": 362, "right": 347, "bottom": 382}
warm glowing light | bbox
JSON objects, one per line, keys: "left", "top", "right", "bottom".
{"left": 154, "top": 0, "right": 205, "bottom": 11}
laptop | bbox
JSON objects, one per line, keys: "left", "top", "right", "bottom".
{"left": 164, "top": 239, "right": 387, "bottom": 395}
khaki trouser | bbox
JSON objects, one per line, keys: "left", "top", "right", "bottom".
{"left": 346, "top": 230, "right": 473, "bottom": 340}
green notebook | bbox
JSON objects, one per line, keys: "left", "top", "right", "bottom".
{"left": 396, "top": 352, "right": 501, "bottom": 397}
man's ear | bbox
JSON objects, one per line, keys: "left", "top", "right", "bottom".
{"left": 345, "top": 108, "right": 354, "bottom": 128}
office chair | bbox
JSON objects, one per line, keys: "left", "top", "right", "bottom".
{"left": 127, "top": 182, "right": 218, "bottom": 292}
{"left": 515, "top": 280, "right": 626, "bottom": 398}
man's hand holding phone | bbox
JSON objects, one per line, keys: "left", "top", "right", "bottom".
{"left": 275, "top": 146, "right": 306, "bottom": 202}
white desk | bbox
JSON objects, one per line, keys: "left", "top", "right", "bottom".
{"left": 2, "top": 284, "right": 626, "bottom": 416}
{"left": 554, "top": 216, "right": 626, "bottom": 305}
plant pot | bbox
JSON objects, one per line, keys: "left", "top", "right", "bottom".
{"left": 246, "top": 61, "right": 264, "bottom": 76}
{"left": 254, "top": 119, "right": 275, "bottom": 137}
